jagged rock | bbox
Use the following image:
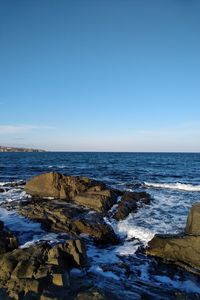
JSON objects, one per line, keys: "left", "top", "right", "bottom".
{"left": 113, "top": 191, "right": 151, "bottom": 220}
{"left": 25, "top": 172, "right": 118, "bottom": 213}
{"left": 0, "top": 220, "right": 18, "bottom": 254}
{"left": 0, "top": 239, "right": 86, "bottom": 299}
{"left": 73, "top": 214, "right": 119, "bottom": 245}
{"left": 185, "top": 203, "right": 200, "bottom": 235}
{"left": 146, "top": 203, "right": 200, "bottom": 274}
{"left": 15, "top": 199, "right": 119, "bottom": 245}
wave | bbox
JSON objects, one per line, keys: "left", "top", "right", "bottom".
{"left": 144, "top": 182, "right": 200, "bottom": 192}
{"left": 0, "top": 180, "right": 24, "bottom": 187}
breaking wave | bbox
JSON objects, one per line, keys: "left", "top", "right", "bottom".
{"left": 144, "top": 182, "right": 200, "bottom": 192}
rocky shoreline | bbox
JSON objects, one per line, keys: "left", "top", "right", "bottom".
{"left": 1, "top": 172, "right": 200, "bottom": 299}
{"left": 0, "top": 172, "right": 152, "bottom": 299}
{"left": 0, "top": 146, "right": 45, "bottom": 153}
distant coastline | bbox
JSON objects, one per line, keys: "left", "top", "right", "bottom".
{"left": 0, "top": 146, "right": 45, "bottom": 152}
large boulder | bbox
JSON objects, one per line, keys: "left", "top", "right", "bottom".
{"left": 147, "top": 234, "right": 200, "bottom": 271}
{"left": 146, "top": 203, "right": 200, "bottom": 273}
{"left": 25, "top": 173, "right": 117, "bottom": 213}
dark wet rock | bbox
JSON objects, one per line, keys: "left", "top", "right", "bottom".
{"left": 146, "top": 203, "right": 200, "bottom": 274}
{"left": 25, "top": 173, "right": 118, "bottom": 213}
{"left": 113, "top": 191, "right": 151, "bottom": 220}
{"left": 73, "top": 213, "right": 119, "bottom": 245}
{"left": 0, "top": 239, "right": 86, "bottom": 299}
{"left": 14, "top": 199, "right": 119, "bottom": 245}
{"left": 74, "top": 288, "right": 107, "bottom": 300}
{"left": 0, "top": 220, "right": 4, "bottom": 231}
{"left": 0, "top": 188, "right": 5, "bottom": 193}
{"left": 0, "top": 220, "right": 18, "bottom": 254}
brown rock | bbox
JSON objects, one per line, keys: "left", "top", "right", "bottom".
{"left": 185, "top": 202, "right": 200, "bottom": 235}
{"left": 146, "top": 203, "right": 200, "bottom": 274}
{"left": 16, "top": 199, "right": 119, "bottom": 245}
{"left": 147, "top": 234, "right": 200, "bottom": 272}
{"left": 0, "top": 239, "right": 86, "bottom": 299}
{"left": 52, "top": 272, "right": 69, "bottom": 287}
{"left": 73, "top": 214, "right": 119, "bottom": 245}
{"left": 25, "top": 172, "right": 118, "bottom": 212}
{"left": 113, "top": 191, "right": 151, "bottom": 220}
{"left": 75, "top": 288, "right": 107, "bottom": 300}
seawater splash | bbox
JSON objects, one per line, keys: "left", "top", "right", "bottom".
{"left": 144, "top": 182, "right": 200, "bottom": 192}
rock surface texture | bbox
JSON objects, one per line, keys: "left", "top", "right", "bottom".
{"left": 113, "top": 191, "right": 151, "bottom": 220}
{"left": 146, "top": 202, "right": 200, "bottom": 273}
{"left": 14, "top": 199, "right": 118, "bottom": 245}
{"left": 0, "top": 239, "right": 86, "bottom": 299}
{"left": 25, "top": 172, "right": 117, "bottom": 213}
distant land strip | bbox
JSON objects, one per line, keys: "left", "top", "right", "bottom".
{"left": 0, "top": 146, "right": 45, "bottom": 152}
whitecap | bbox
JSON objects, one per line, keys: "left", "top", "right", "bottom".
{"left": 144, "top": 182, "right": 200, "bottom": 192}
{"left": 113, "top": 215, "right": 155, "bottom": 245}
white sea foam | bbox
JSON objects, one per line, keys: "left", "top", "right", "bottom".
{"left": 144, "top": 182, "right": 200, "bottom": 192}
{"left": 20, "top": 232, "right": 60, "bottom": 248}
{"left": 113, "top": 215, "right": 155, "bottom": 245}
{"left": 115, "top": 240, "right": 141, "bottom": 256}
{"left": 89, "top": 265, "right": 120, "bottom": 281}
{"left": 0, "top": 189, "right": 28, "bottom": 203}
{"left": 0, "top": 180, "right": 24, "bottom": 187}
{"left": 87, "top": 244, "right": 119, "bottom": 264}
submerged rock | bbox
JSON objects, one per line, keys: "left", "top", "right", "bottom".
{"left": 146, "top": 203, "right": 200, "bottom": 274}
{"left": 0, "top": 238, "right": 86, "bottom": 299}
{"left": 113, "top": 191, "right": 151, "bottom": 220}
{"left": 25, "top": 172, "right": 118, "bottom": 213}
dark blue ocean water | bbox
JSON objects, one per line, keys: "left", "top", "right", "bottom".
{"left": 0, "top": 152, "right": 200, "bottom": 299}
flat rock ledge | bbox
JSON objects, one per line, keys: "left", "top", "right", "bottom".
{"left": 146, "top": 203, "right": 200, "bottom": 274}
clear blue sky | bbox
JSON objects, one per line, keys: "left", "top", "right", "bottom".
{"left": 0, "top": 0, "right": 200, "bottom": 151}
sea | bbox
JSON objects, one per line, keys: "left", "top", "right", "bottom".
{"left": 0, "top": 152, "right": 200, "bottom": 299}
